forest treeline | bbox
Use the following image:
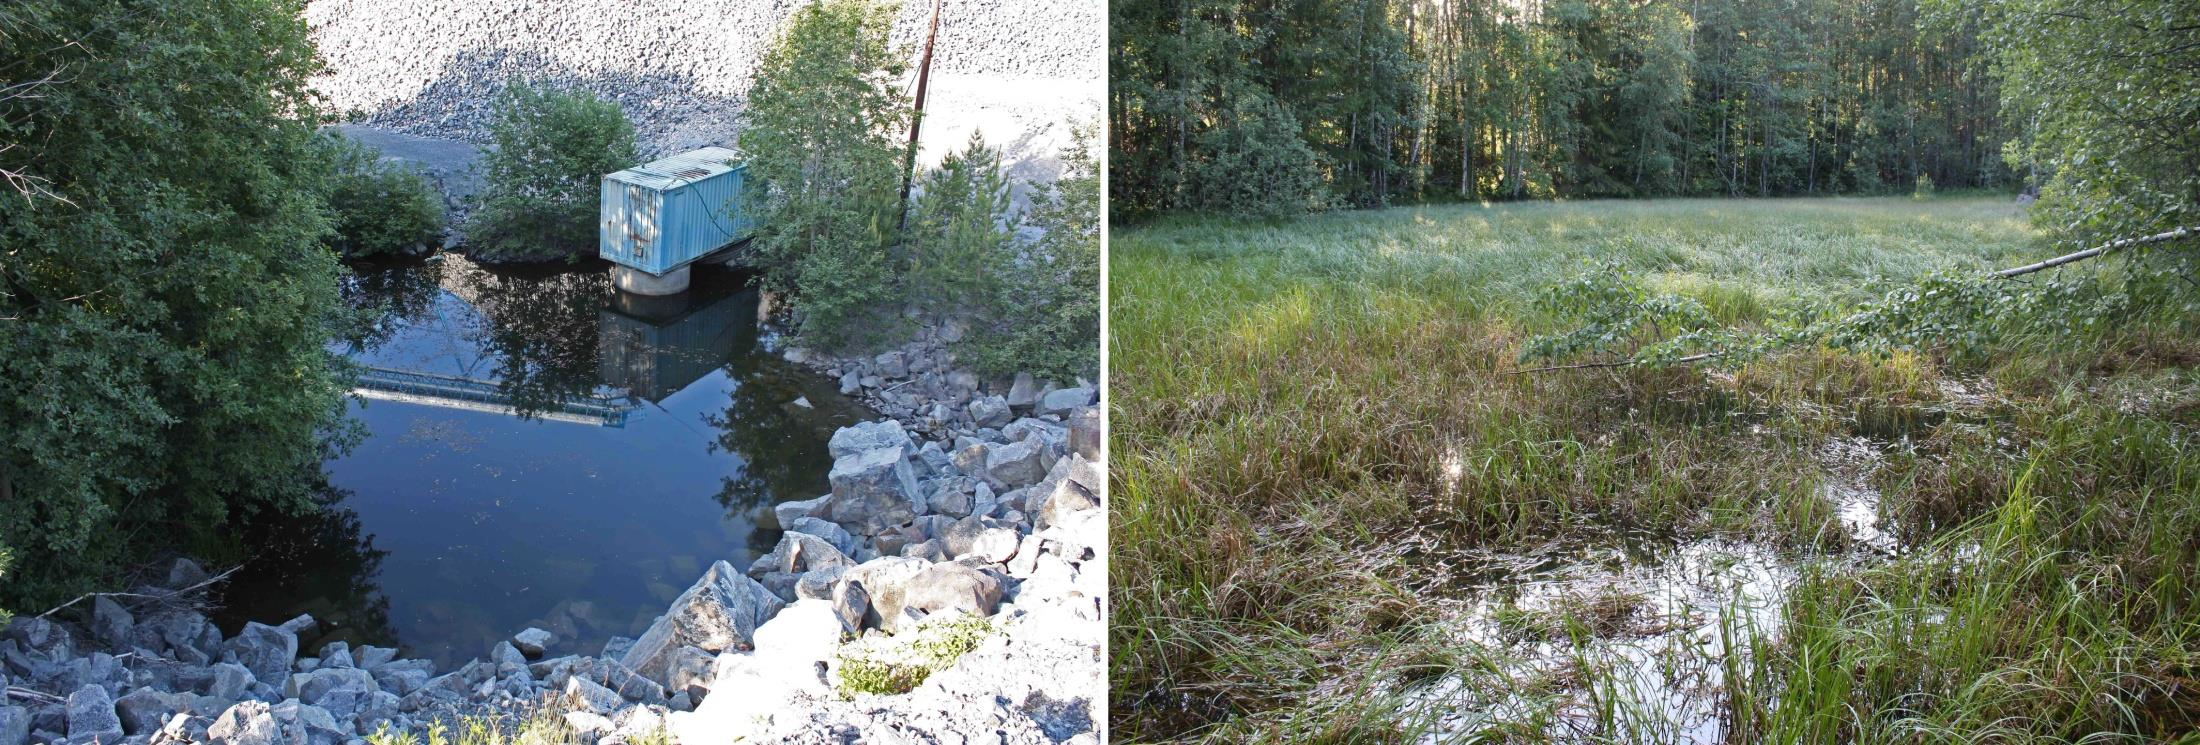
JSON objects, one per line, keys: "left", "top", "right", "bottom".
{"left": 1110, "top": 0, "right": 2011, "bottom": 218}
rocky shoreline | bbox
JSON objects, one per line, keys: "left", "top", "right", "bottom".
{"left": 1, "top": 397, "right": 1102, "bottom": 744}
{"left": 781, "top": 320, "right": 1099, "bottom": 450}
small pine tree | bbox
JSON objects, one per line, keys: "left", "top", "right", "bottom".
{"left": 905, "top": 132, "right": 1017, "bottom": 313}
{"left": 961, "top": 125, "right": 1101, "bottom": 381}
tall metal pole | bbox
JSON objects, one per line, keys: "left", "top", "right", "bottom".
{"left": 898, "top": 0, "right": 943, "bottom": 231}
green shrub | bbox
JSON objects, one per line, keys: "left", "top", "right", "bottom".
{"left": 1912, "top": 172, "right": 1935, "bottom": 200}
{"left": 322, "top": 135, "right": 445, "bottom": 258}
{"left": 737, "top": 0, "right": 910, "bottom": 348}
{"left": 1187, "top": 94, "right": 1321, "bottom": 220}
{"left": 833, "top": 614, "right": 993, "bottom": 697}
{"left": 467, "top": 84, "right": 638, "bottom": 263}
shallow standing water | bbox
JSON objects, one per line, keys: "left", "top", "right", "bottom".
{"left": 213, "top": 255, "right": 864, "bottom": 666}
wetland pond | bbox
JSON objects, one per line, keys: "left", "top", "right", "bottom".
{"left": 211, "top": 255, "right": 865, "bottom": 666}
{"left": 1400, "top": 435, "right": 1903, "bottom": 740}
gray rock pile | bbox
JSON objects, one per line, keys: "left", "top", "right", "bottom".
{"left": 784, "top": 319, "right": 1099, "bottom": 448}
{"left": 303, "top": 0, "right": 1102, "bottom": 158}
{"left": 0, "top": 405, "right": 1102, "bottom": 744}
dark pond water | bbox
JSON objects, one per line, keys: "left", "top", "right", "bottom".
{"left": 212, "top": 255, "right": 864, "bottom": 666}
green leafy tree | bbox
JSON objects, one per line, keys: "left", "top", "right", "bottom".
{"left": 323, "top": 134, "right": 447, "bottom": 258}
{"left": 0, "top": 0, "right": 351, "bottom": 606}
{"left": 467, "top": 84, "right": 639, "bottom": 263}
{"left": 738, "top": 0, "right": 910, "bottom": 348}
{"left": 1941, "top": 0, "right": 2200, "bottom": 267}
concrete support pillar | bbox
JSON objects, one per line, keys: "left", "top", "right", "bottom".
{"left": 614, "top": 264, "right": 691, "bottom": 296}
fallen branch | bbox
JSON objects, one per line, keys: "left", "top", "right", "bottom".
{"left": 3, "top": 686, "right": 63, "bottom": 704}
{"left": 34, "top": 564, "right": 241, "bottom": 620}
{"left": 1994, "top": 225, "right": 2200, "bottom": 278}
{"left": 1506, "top": 351, "right": 1722, "bottom": 375}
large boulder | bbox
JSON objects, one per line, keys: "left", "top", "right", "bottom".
{"left": 1068, "top": 406, "right": 1101, "bottom": 459}
{"left": 138, "top": 610, "right": 213, "bottom": 660}
{"left": 1037, "top": 386, "right": 1094, "bottom": 417}
{"left": 967, "top": 396, "right": 1012, "bottom": 428}
{"left": 827, "top": 420, "right": 913, "bottom": 460}
{"left": 951, "top": 441, "right": 989, "bottom": 476}
{"left": 1004, "top": 417, "right": 1069, "bottom": 446}
{"left": 872, "top": 351, "right": 909, "bottom": 379}
{"left": 165, "top": 558, "right": 211, "bottom": 589}
{"left": 826, "top": 447, "right": 923, "bottom": 534}
{"left": 222, "top": 622, "right": 297, "bottom": 686}
{"left": 927, "top": 480, "right": 975, "bottom": 518}
{"left": 206, "top": 701, "right": 278, "bottom": 745}
{"left": 318, "top": 641, "right": 353, "bottom": 669}
{"left": 285, "top": 667, "right": 379, "bottom": 716}
{"left": 746, "top": 532, "right": 856, "bottom": 602}
{"left": 747, "top": 532, "right": 854, "bottom": 579}
{"left": 838, "top": 557, "right": 932, "bottom": 632}
{"left": 771, "top": 494, "right": 832, "bottom": 529}
{"left": 269, "top": 700, "right": 346, "bottom": 745}
{"left": 830, "top": 579, "right": 871, "bottom": 634}
{"left": 1005, "top": 373, "right": 1040, "bottom": 411}
{"left": 204, "top": 663, "right": 256, "bottom": 700}
{"left": 621, "top": 561, "right": 786, "bottom": 685}
{"left": 90, "top": 596, "right": 134, "bottom": 649}
{"left": 901, "top": 563, "right": 1009, "bottom": 624}
{"left": 65, "top": 684, "right": 122, "bottom": 744}
{"left": 367, "top": 659, "right": 431, "bottom": 697}
{"left": 564, "top": 676, "right": 624, "bottom": 715}
{"left": 985, "top": 439, "right": 1048, "bottom": 488}
{"left": 785, "top": 517, "right": 859, "bottom": 556}
{"left": 512, "top": 628, "right": 555, "bottom": 658}
{"left": 1033, "top": 453, "right": 1105, "bottom": 530}
{"left": 940, "top": 516, "right": 1020, "bottom": 563}
{"left": 113, "top": 688, "right": 184, "bottom": 736}
{"left": 5, "top": 617, "right": 68, "bottom": 654}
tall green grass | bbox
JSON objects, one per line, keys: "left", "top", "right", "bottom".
{"left": 1111, "top": 196, "right": 2200, "bottom": 741}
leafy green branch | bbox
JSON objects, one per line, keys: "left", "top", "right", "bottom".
{"left": 1520, "top": 225, "right": 2200, "bottom": 373}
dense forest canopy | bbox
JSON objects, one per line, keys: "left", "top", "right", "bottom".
{"left": 1111, "top": 0, "right": 2012, "bottom": 218}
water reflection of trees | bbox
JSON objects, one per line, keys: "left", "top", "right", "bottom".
{"left": 338, "top": 259, "right": 447, "bottom": 352}
{"left": 705, "top": 351, "right": 863, "bottom": 541}
{"left": 438, "top": 257, "right": 614, "bottom": 418}
{"left": 204, "top": 480, "right": 399, "bottom": 654}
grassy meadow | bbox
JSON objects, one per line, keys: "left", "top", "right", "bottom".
{"left": 1108, "top": 196, "right": 2200, "bottom": 742}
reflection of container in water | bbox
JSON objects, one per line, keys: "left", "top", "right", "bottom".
{"left": 599, "top": 146, "right": 753, "bottom": 295}
{"left": 599, "top": 287, "right": 755, "bottom": 402}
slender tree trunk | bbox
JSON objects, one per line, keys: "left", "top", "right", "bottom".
{"left": 897, "top": 0, "right": 945, "bottom": 231}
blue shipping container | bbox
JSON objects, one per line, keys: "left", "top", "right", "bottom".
{"left": 599, "top": 147, "right": 753, "bottom": 275}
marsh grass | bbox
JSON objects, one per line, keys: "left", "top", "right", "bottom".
{"left": 1111, "top": 196, "right": 2200, "bottom": 741}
